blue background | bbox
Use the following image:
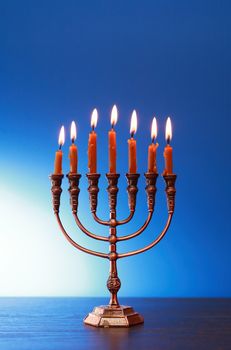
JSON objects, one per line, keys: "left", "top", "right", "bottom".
{"left": 0, "top": 0, "right": 230, "bottom": 297}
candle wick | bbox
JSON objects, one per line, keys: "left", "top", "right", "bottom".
{"left": 152, "top": 137, "right": 155, "bottom": 144}
{"left": 92, "top": 126, "right": 95, "bottom": 132}
{"left": 130, "top": 132, "right": 134, "bottom": 139}
{"left": 111, "top": 124, "right": 114, "bottom": 130}
{"left": 71, "top": 138, "right": 75, "bottom": 144}
{"left": 59, "top": 144, "right": 62, "bottom": 150}
{"left": 167, "top": 137, "right": 170, "bottom": 145}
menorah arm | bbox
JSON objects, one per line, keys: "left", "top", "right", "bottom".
{"left": 92, "top": 211, "right": 110, "bottom": 226}
{"left": 117, "top": 214, "right": 173, "bottom": 258}
{"left": 117, "top": 212, "right": 153, "bottom": 241}
{"left": 55, "top": 213, "right": 108, "bottom": 259}
{"left": 92, "top": 210, "right": 134, "bottom": 226}
{"left": 92, "top": 208, "right": 135, "bottom": 227}
{"left": 73, "top": 213, "right": 109, "bottom": 241}
{"left": 117, "top": 210, "right": 135, "bottom": 226}
{"left": 88, "top": 173, "right": 139, "bottom": 227}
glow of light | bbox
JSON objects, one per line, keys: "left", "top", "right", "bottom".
{"left": 70, "top": 121, "right": 77, "bottom": 142}
{"left": 91, "top": 108, "right": 98, "bottom": 129}
{"left": 165, "top": 117, "right": 172, "bottom": 143}
{"left": 111, "top": 105, "right": 118, "bottom": 127}
{"left": 151, "top": 117, "right": 157, "bottom": 141}
{"left": 130, "top": 110, "right": 138, "bottom": 136}
{"left": 58, "top": 126, "right": 65, "bottom": 147}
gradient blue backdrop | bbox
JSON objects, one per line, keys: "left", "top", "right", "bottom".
{"left": 0, "top": 0, "right": 230, "bottom": 297}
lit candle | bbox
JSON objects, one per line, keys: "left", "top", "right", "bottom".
{"left": 163, "top": 117, "right": 173, "bottom": 174}
{"left": 88, "top": 108, "right": 98, "bottom": 173}
{"left": 148, "top": 117, "right": 159, "bottom": 173}
{"left": 54, "top": 126, "right": 65, "bottom": 174}
{"left": 108, "top": 105, "right": 118, "bottom": 173}
{"left": 128, "top": 110, "right": 137, "bottom": 173}
{"left": 69, "top": 121, "right": 78, "bottom": 173}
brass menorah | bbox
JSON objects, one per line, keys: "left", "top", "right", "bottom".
{"left": 50, "top": 170, "right": 176, "bottom": 328}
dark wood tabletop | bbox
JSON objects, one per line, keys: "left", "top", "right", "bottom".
{"left": 0, "top": 298, "right": 230, "bottom": 350}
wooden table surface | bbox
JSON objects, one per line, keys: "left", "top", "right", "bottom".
{"left": 0, "top": 298, "right": 230, "bottom": 350}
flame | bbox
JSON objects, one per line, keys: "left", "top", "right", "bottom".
{"left": 111, "top": 105, "right": 118, "bottom": 127}
{"left": 130, "top": 110, "right": 137, "bottom": 136}
{"left": 70, "top": 121, "right": 77, "bottom": 142}
{"left": 58, "top": 125, "right": 65, "bottom": 147}
{"left": 91, "top": 108, "right": 98, "bottom": 129}
{"left": 165, "top": 117, "right": 172, "bottom": 142}
{"left": 151, "top": 117, "right": 157, "bottom": 141}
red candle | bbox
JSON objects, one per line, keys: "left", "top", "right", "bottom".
{"left": 128, "top": 110, "right": 137, "bottom": 173}
{"left": 69, "top": 121, "right": 78, "bottom": 173}
{"left": 148, "top": 117, "right": 158, "bottom": 173}
{"left": 163, "top": 117, "right": 173, "bottom": 174}
{"left": 88, "top": 108, "right": 98, "bottom": 173}
{"left": 109, "top": 105, "right": 118, "bottom": 173}
{"left": 54, "top": 126, "right": 65, "bottom": 174}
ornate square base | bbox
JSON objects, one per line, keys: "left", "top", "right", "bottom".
{"left": 84, "top": 305, "right": 144, "bottom": 328}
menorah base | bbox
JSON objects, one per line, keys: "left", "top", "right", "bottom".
{"left": 84, "top": 305, "right": 144, "bottom": 328}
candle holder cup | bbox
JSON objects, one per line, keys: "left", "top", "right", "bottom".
{"left": 50, "top": 171, "right": 176, "bottom": 327}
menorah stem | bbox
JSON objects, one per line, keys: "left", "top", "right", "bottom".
{"left": 107, "top": 211, "right": 121, "bottom": 308}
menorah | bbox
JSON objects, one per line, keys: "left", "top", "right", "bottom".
{"left": 50, "top": 170, "right": 176, "bottom": 327}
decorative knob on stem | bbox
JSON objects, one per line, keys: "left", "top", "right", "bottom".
{"left": 86, "top": 173, "right": 100, "bottom": 213}
{"left": 145, "top": 173, "right": 158, "bottom": 212}
{"left": 126, "top": 173, "right": 140, "bottom": 212}
{"left": 50, "top": 174, "right": 64, "bottom": 214}
{"left": 163, "top": 174, "right": 177, "bottom": 214}
{"left": 67, "top": 173, "right": 82, "bottom": 214}
{"left": 107, "top": 273, "right": 121, "bottom": 307}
